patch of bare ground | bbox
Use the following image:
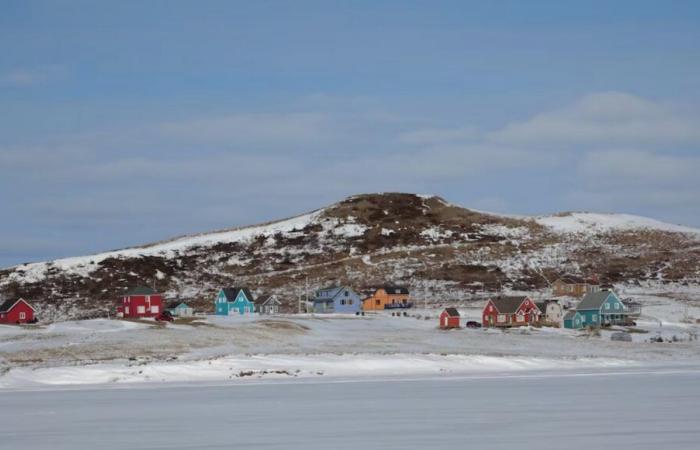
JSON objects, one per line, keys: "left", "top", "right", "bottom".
{"left": 257, "top": 320, "right": 310, "bottom": 333}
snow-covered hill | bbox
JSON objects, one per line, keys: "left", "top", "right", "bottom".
{"left": 1, "top": 193, "right": 699, "bottom": 321}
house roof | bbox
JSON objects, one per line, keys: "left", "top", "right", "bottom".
{"left": 576, "top": 291, "right": 616, "bottom": 311}
{"left": 314, "top": 286, "right": 356, "bottom": 301}
{"left": 377, "top": 286, "right": 409, "bottom": 295}
{"left": 563, "top": 310, "right": 579, "bottom": 321}
{"left": 443, "top": 307, "right": 460, "bottom": 317}
{"left": 125, "top": 286, "right": 158, "bottom": 296}
{"left": 535, "top": 302, "right": 547, "bottom": 312}
{"left": 0, "top": 298, "right": 35, "bottom": 313}
{"left": 489, "top": 296, "right": 531, "bottom": 314}
{"left": 258, "top": 294, "right": 281, "bottom": 305}
{"left": 166, "top": 301, "right": 188, "bottom": 309}
{"left": 222, "top": 287, "right": 255, "bottom": 302}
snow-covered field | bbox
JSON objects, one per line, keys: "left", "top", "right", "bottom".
{"left": 1, "top": 291, "right": 698, "bottom": 389}
{"left": 2, "top": 367, "right": 699, "bottom": 449}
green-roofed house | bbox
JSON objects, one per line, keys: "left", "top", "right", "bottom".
{"left": 569, "top": 290, "right": 628, "bottom": 328}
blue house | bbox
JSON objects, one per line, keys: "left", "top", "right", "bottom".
{"left": 215, "top": 287, "right": 255, "bottom": 315}
{"left": 312, "top": 286, "right": 362, "bottom": 314}
{"left": 565, "top": 290, "right": 628, "bottom": 328}
{"left": 166, "top": 301, "right": 194, "bottom": 317}
{"left": 563, "top": 310, "right": 584, "bottom": 329}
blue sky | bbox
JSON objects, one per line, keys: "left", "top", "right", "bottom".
{"left": 1, "top": 0, "right": 700, "bottom": 267}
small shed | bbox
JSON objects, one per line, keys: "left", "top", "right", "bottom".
{"left": 257, "top": 294, "right": 282, "bottom": 315}
{"left": 166, "top": 301, "right": 194, "bottom": 317}
{"left": 0, "top": 298, "right": 35, "bottom": 324}
{"left": 439, "top": 308, "right": 460, "bottom": 329}
{"left": 563, "top": 310, "right": 584, "bottom": 329}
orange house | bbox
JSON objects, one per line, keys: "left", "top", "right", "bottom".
{"left": 362, "top": 286, "right": 411, "bottom": 311}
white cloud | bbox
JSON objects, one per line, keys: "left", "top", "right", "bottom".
{"left": 488, "top": 92, "right": 700, "bottom": 146}
{"left": 578, "top": 149, "right": 699, "bottom": 184}
{"left": 397, "top": 126, "right": 479, "bottom": 145}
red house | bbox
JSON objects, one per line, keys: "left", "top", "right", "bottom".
{"left": 120, "top": 286, "right": 163, "bottom": 318}
{"left": 482, "top": 296, "right": 541, "bottom": 328}
{"left": 439, "top": 307, "right": 461, "bottom": 329}
{"left": 0, "top": 298, "right": 35, "bottom": 324}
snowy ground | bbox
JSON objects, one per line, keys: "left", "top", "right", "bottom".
{"left": 0, "top": 290, "right": 699, "bottom": 389}
{"left": 1, "top": 367, "right": 699, "bottom": 449}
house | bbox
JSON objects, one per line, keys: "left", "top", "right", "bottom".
{"left": 257, "top": 294, "right": 282, "bottom": 315}
{"left": 552, "top": 276, "right": 600, "bottom": 298}
{"left": 622, "top": 299, "right": 642, "bottom": 318}
{"left": 362, "top": 286, "right": 411, "bottom": 311}
{"left": 563, "top": 310, "right": 584, "bottom": 329}
{"left": 166, "top": 301, "right": 194, "bottom": 317}
{"left": 439, "top": 308, "right": 460, "bottom": 329}
{"left": 215, "top": 287, "right": 255, "bottom": 315}
{"left": 570, "top": 290, "right": 628, "bottom": 328}
{"left": 312, "top": 286, "right": 362, "bottom": 314}
{"left": 482, "top": 296, "right": 542, "bottom": 328}
{"left": 120, "top": 286, "right": 163, "bottom": 318}
{"left": 0, "top": 298, "right": 35, "bottom": 324}
{"left": 535, "top": 300, "right": 563, "bottom": 326}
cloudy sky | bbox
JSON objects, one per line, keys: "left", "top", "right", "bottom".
{"left": 1, "top": 1, "right": 700, "bottom": 267}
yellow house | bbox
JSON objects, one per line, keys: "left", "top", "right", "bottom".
{"left": 362, "top": 286, "right": 411, "bottom": 311}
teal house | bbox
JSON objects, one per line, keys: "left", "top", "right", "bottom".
{"left": 563, "top": 310, "right": 584, "bottom": 329}
{"left": 166, "top": 301, "right": 194, "bottom": 317}
{"left": 564, "top": 290, "right": 628, "bottom": 329}
{"left": 215, "top": 287, "right": 255, "bottom": 315}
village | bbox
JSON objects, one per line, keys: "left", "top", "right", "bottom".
{"left": 2, "top": 275, "right": 645, "bottom": 337}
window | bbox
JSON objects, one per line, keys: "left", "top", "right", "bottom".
{"left": 125, "top": 306, "right": 130, "bottom": 314}
{"left": 19, "top": 312, "right": 26, "bottom": 320}
{"left": 516, "top": 314, "right": 524, "bottom": 323}
{"left": 376, "top": 300, "right": 381, "bottom": 306}
{"left": 614, "top": 303, "right": 620, "bottom": 309}
{"left": 345, "top": 291, "right": 349, "bottom": 297}
{"left": 151, "top": 306, "right": 159, "bottom": 314}
{"left": 137, "top": 306, "right": 145, "bottom": 314}
{"left": 340, "top": 299, "right": 345, "bottom": 305}
{"left": 497, "top": 314, "right": 506, "bottom": 322}
{"left": 605, "top": 303, "right": 610, "bottom": 310}
{"left": 349, "top": 300, "right": 353, "bottom": 305}
{"left": 592, "top": 314, "right": 598, "bottom": 322}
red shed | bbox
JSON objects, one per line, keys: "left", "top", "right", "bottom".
{"left": 121, "top": 286, "right": 163, "bottom": 318}
{"left": 439, "top": 307, "right": 461, "bottom": 329}
{"left": 482, "top": 296, "right": 541, "bottom": 328}
{"left": 0, "top": 298, "right": 35, "bottom": 324}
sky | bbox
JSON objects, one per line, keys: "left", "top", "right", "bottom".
{"left": 1, "top": 0, "right": 700, "bottom": 267}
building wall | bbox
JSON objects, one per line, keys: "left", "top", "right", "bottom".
{"left": 0, "top": 301, "right": 34, "bottom": 324}
{"left": 123, "top": 295, "right": 162, "bottom": 318}
{"left": 362, "top": 289, "right": 410, "bottom": 311}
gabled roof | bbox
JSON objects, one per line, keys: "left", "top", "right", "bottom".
{"left": 576, "top": 291, "right": 618, "bottom": 311}
{"left": 221, "top": 287, "right": 255, "bottom": 302}
{"left": 376, "top": 286, "right": 409, "bottom": 295}
{"left": 535, "top": 302, "right": 547, "bottom": 312}
{"left": 489, "top": 296, "right": 532, "bottom": 314}
{"left": 314, "top": 286, "right": 356, "bottom": 301}
{"left": 563, "top": 310, "right": 580, "bottom": 321}
{"left": 258, "top": 294, "right": 281, "bottom": 305}
{"left": 443, "top": 307, "right": 460, "bottom": 317}
{"left": 0, "top": 298, "right": 35, "bottom": 313}
{"left": 125, "top": 286, "right": 158, "bottom": 296}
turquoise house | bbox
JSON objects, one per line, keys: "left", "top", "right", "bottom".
{"left": 215, "top": 287, "right": 255, "bottom": 315}
{"left": 166, "top": 301, "right": 194, "bottom": 317}
{"left": 563, "top": 310, "right": 584, "bottom": 329}
{"left": 565, "top": 290, "right": 628, "bottom": 329}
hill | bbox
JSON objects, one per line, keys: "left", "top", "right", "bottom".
{"left": 1, "top": 193, "right": 699, "bottom": 321}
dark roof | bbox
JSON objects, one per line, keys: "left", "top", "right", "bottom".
{"left": 563, "top": 310, "right": 579, "bottom": 320}
{"left": 377, "top": 286, "right": 409, "bottom": 295}
{"left": 125, "top": 286, "right": 157, "bottom": 296}
{"left": 166, "top": 301, "right": 188, "bottom": 309}
{"left": 0, "top": 298, "right": 34, "bottom": 312}
{"left": 258, "top": 294, "right": 281, "bottom": 305}
{"left": 222, "top": 287, "right": 255, "bottom": 302}
{"left": 535, "top": 302, "right": 547, "bottom": 312}
{"left": 443, "top": 307, "right": 460, "bottom": 317}
{"left": 576, "top": 291, "right": 615, "bottom": 311}
{"left": 490, "top": 296, "right": 530, "bottom": 314}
